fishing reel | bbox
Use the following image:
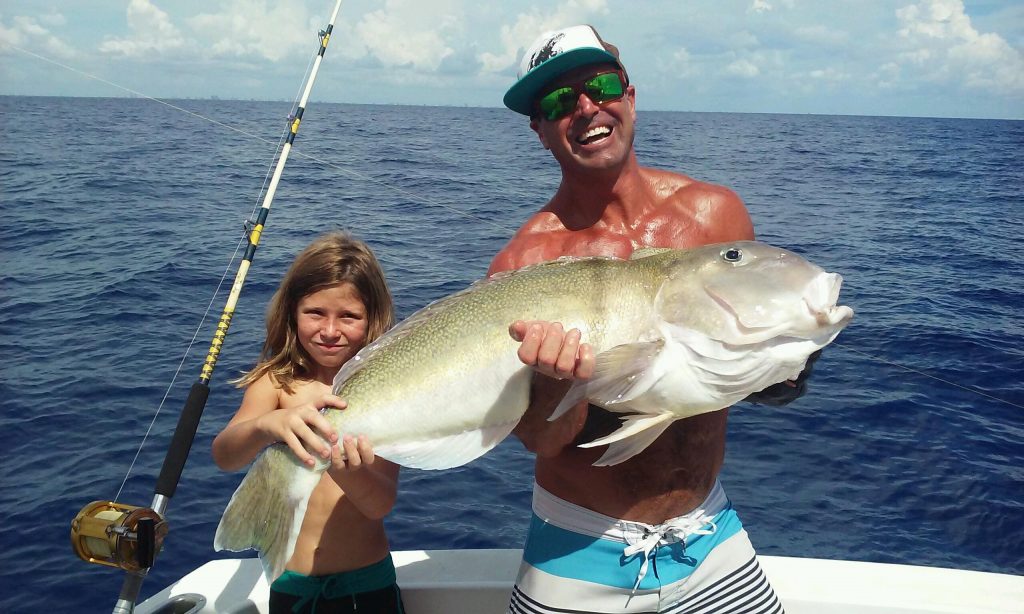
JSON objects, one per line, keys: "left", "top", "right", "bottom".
{"left": 70, "top": 501, "right": 168, "bottom": 572}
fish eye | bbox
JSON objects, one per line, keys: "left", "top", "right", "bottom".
{"left": 721, "top": 247, "right": 743, "bottom": 263}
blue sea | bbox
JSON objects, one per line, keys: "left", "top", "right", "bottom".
{"left": 1, "top": 95, "right": 1022, "bottom": 612}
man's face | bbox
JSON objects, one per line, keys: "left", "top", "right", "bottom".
{"left": 530, "top": 62, "right": 636, "bottom": 174}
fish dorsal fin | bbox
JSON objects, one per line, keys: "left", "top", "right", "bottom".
{"left": 333, "top": 273, "right": 508, "bottom": 390}
{"left": 486, "top": 254, "right": 622, "bottom": 282}
{"left": 630, "top": 247, "right": 674, "bottom": 260}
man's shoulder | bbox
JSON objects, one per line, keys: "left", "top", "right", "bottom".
{"left": 639, "top": 167, "right": 754, "bottom": 243}
{"left": 642, "top": 167, "right": 742, "bottom": 206}
{"left": 488, "top": 212, "right": 570, "bottom": 275}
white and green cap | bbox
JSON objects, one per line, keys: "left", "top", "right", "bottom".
{"left": 503, "top": 25, "right": 624, "bottom": 116}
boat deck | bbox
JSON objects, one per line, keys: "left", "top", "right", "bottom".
{"left": 137, "top": 549, "right": 1024, "bottom": 613}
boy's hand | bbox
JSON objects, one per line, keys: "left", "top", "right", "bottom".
{"left": 259, "top": 393, "right": 347, "bottom": 467}
{"left": 329, "top": 434, "right": 376, "bottom": 474}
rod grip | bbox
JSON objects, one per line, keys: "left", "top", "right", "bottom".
{"left": 155, "top": 381, "right": 210, "bottom": 498}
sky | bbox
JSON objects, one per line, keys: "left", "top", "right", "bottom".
{"left": 1, "top": 0, "right": 1022, "bottom": 119}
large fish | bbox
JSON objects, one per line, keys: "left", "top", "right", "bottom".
{"left": 215, "top": 241, "right": 853, "bottom": 579}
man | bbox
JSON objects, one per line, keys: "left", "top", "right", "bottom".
{"left": 492, "top": 25, "right": 799, "bottom": 614}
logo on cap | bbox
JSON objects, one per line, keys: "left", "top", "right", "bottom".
{"left": 529, "top": 33, "right": 566, "bottom": 71}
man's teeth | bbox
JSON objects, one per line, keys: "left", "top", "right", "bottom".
{"left": 576, "top": 126, "right": 611, "bottom": 144}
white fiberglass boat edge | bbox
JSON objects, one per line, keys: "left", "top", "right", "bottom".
{"left": 136, "top": 549, "right": 1024, "bottom": 614}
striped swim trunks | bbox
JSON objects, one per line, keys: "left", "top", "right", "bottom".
{"left": 508, "top": 481, "right": 784, "bottom": 614}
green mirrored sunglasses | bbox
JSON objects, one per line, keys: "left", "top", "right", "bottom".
{"left": 535, "top": 71, "right": 628, "bottom": 121}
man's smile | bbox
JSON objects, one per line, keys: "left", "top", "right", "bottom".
{"left": 575, "top": 125, "right": 613, "bottom": 145}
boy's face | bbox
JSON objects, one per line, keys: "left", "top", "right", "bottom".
{"left": 296, "top": 282, "right": 368, "bottom": 375}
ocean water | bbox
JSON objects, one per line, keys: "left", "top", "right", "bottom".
{"left": 1, "top": 96, "right": 1022, "bottom": 612}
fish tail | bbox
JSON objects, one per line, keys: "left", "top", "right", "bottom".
{"left": 214, "top": 445, "right": 322, "bottom": 581}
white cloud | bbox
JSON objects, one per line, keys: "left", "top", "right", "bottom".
{"left": 188, "top": 0, "right": 318, "bottom": 63}
{"left": 655, "top": 46, "right": 700, "bottom": 81}
{"left": 0, "top": 12, "right": 77, "bottom": 59}
{"left": 727, "top": 30, "right": 760, "bottom": 49}
{"left": 895, "top": 0, "right": 1024, "bottom": 94}
{"left": 748, "top": 0, "right": 795, "bottom": 13}
{"left": 873, "top": 61, "right": 902, "bottom": 89}
{"left": 478, "top": 0, "right": 610, "bottom": 74}
{"left": 794, "top": 24, "right": 849, "bottom": 47}
{"left": 1, "top": 0, "right": 1020, "bottom": 118}
{"left": 726, "top": 58, "right": 760, "bottom": 77}
{"left": 671, "top": 47, "right": 697, "bottom": 78}
{"left": 808, "top": 66, "right": 848, "bottom": 82}
{"left": 13, "top": 16, "right": 47, "bottom": 37}
{"left": 344, "top": 0, "right": 461, "bottom": 71}
{"left": 98, "top": 0, "right": 185, "bottom": 57}
{"left": 37, "top": 12, "right": 66, "bottom": 28}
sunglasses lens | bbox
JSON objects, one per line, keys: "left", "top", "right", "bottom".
{"left": 539, "top": 87, "right": 577, "bottom": 120}
{"left": 536, "top": 72, "right": 626, "bottom": 120}
{"left": 585, "top": 73, "right": 624, "bottom": 102}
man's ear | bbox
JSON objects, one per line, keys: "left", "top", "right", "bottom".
{"left": 626, "top": 85, "right": 636, "bottom": 122}
{"left": 530, "top": 117, "right": 551, "bottom": 150}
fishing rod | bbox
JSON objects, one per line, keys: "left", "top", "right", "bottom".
{"left": 68, "top": 1, "right": 345, "bottom": 612}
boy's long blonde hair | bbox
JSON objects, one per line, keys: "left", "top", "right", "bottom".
{"left": 235, "top": 231, "right": 394, "bottom": 393}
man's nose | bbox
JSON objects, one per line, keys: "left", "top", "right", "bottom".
{"left": 576, "top": 92, "right": 600, "bottom": 117}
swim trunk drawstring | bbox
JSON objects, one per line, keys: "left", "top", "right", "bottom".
{"left": 622, "top": 510, "right": 718, "bottom": 597}
{"left": 300, "top": 575, "right": 347, "bottom": 614}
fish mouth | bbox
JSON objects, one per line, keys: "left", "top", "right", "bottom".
{"left": 704, "top": 271, "right": 853, "bottom": 342}
{"left": 804, "top": 272, "right": 842, "bottom": 311}
{"left": 811, "top": 302, "right": 855, "bottom": 327}
{"left": 803, "top": 273, "right": 853, "bottom": 327}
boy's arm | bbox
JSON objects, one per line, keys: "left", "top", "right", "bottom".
{"left": 327, "top": 435, "right": 400, "bottom": 519}
{"left": 211, "top": 375, "right": 342, "bottom": 471}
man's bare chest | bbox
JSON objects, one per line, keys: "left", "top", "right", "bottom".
{"left": 556, "top": 215, "right": 711, "bottom": 259}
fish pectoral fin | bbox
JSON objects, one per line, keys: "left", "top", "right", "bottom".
{"left": 549, "top": 340, "right": 664, "bottom": 422}
{"left": 548, "top": 381, "right": 588, "bottom": 422}
{"left": 579, "top": 413, "right": 676, "bottom": 466}
{"left": 374, "top": 420, "right": 519, "bottom": 470}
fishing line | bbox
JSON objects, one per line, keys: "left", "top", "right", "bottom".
{"left": 67, "top": 4, "right": 359, "bottom": 609}
{"left": 289, "top": 149, "right": 516, "bottom": 235}
{"left": 112, "top": 237, "right": 249, "bottom": 502}
{"left": 833, "top": 342, "right": 1023, "bottom": 411}
{"left": 10, "top": 45, "right": 1019, "bottom": 442}
{"left": 6, "top": 43, "right": 514, "bottom": 235}
{"left": 8, "top": 44, "right": 290, "bottom": 152}
{"left": 109, "top": 54, "right": 317, "bottom": 501}
{"left": 8, "top": 41, "right": 515, "bottom": 507}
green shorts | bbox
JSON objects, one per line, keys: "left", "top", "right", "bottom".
{"left": 269, "top": 554, "right": 404, "bottom": 613}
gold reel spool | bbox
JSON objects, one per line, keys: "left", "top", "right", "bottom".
{"left": 70, "top": 501, "right": 168, "bottom": 572}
